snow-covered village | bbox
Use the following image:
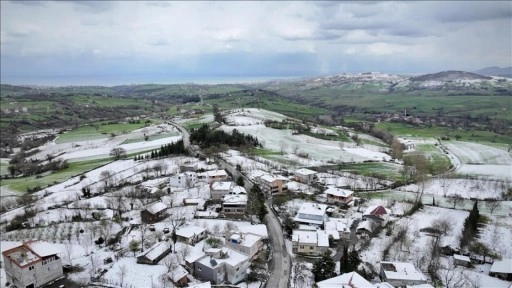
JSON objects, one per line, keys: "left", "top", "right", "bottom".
{"left": 1, "top": 106, "right": 511, "bottom": 288}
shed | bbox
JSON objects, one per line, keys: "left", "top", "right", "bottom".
{"left": 136, "top": 242, "right": 171, "bottom": 265}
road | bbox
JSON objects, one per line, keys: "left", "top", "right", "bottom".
{"left": 170, "top": 121, "right": 291, "bottom": 287}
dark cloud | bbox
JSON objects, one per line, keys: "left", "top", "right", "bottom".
{"left": 431, "top": 2, "right": 512, "bottom": 22}
{"left": 8, "top": 0, "right": 46, "bottom": 7}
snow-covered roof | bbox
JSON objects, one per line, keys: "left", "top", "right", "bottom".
{"left": 381, "top": 261, "right": 427, "bottom": 282}
{"left": 197, "top": 248, "right": 249, "bottom": 268}
{"left": 147, "top": 202, "right": 167, "bottom": 214}
{"left": 230, "top": 232, "right": 262, "bottom": 248}
{"left": 231, "top": 186, "right": 246, "bottom": 194}
{"left": 189, "top": 282, "right": 211, "bottom": 288}
{"left": 325, "top": 218, "right": 350, "bottom": 232}
{"left": 222, "top": 194, "right": 248, "bottom": 205}
{"left": 238, "top": 224, "right": 268, "bottom": 239}
{"left": 292, "top": 230, "right": 329, "bottom": 247}
{"left": 260, "top": 174, "right": 276, "bottom": 183}
{"left": 137, "top": 242, "right": 170, "bottom": 261}
{"left": 321, "top": 230, "right": 340, "bottom": 241}
{"left": 195, "top": 211, "right": 219, "bottom": 218}
{"left": 297, "top": 202, "right": 328, "bottom": 217}
{"left": 168, "top": 264, "right": 189, "bottom": 282}
{"left": 199, "top": 170, "right": 228, "bottom": 177}
{"left": 325, "top": 186, "right": 354, "bottom": 197}
{"left": 295, "top": 168, "right": 317, "bottom": 176}
{"left": 317, "top": 232, "right": 330, "bottom": 247}
{"left": 490, "top": 258, "right": 512, "bottom": 274}
{"left": 25, "top": 241, "right": 62, "bottom": 257}
{"left": 176, "top": 225, "right": 206, "bottom": 239}
{"left": 211, "top": 181, "right": 234, "bottom": 191}
{"left": 453, "top": 254, "right": 471, "bottom": 263}
{"left": 363, "top": 205, "right": 390, "bottom": 217}
{"left": 316, "top": 271, "right": 374, "bottom": 288}
{"left": 357, "top": 221, "right": 374, "bottom": 233}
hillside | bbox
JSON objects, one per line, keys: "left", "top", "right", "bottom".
{"left": 474, "top": 66, "right": 512, "bottom": 78}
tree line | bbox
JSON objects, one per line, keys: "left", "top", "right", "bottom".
{"left": 190, "top": 124, "right": 261, "bottom": 149}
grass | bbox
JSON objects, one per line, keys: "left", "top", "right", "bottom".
{"left": 0, "top": 159, "right": 9, "bottom": 176}
{"left": 56, "top": 121, "right": 153, "bottom": 143}
{"left": 249, "top": 148, "right": 280, "bottom": 156}
{"left": 121, "top": 131, "right": 180, "bottom": 144}
{"left": 0, "top": 158, "right": 111, "bottom": 193}
{"left": 375, "top": 121, "right": 512, "bottom": 144}
{"left": 316, "top": 162, "right": 403, "bottom": 181}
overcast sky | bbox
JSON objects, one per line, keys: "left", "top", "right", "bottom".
{"left": 1, "top": 1, "right": 511, "bottom": 85}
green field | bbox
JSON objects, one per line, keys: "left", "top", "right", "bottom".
{"left": 316, "top": 162, "right": 403, "bottom": 181}
{"left": 121, "top": 131, "right": 179, "bottom": 144}
{"left": 55, "top": 121, "right": 153, "bottom": 143}
{"left": 0, "top": 159, "right": 9, "bottom": 176}
{"left": 0, "top": 158, "right": 112, "bottom": 193}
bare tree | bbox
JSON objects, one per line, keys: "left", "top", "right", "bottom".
{"left": 431, "top": 216, "right": 453, "bottom": 236}
{"left": 117, "top": 264, "right": 128, "bottom": 287}
{"left": 439, "top": 173, "right": 454, "bottom": 197}
{"left": 164, "top": 254, "right": 178, "bottom": 273}
{"left": 448, "top": 194, "right": 464, "bottom": 209}
{"left": 167, "top": 207, "right": 186, "bottom": 253}
{"left": 153, "top": 162, "right": 163, "bottom": 177}
{"left": 110, "top": 147, "right": 126, "bottom": 160}
{"left": 441, "top": 258, "right": 470, "bottom": 288}
{"left": 140, "top": 224, "right": 150, "bottom": 252}
{"left": 106, "top": 192, "right": 126, "bottom": 219}
{"left": 100, "top": 170, "right": 114, "bottom": 189}
{"left": 486, "top": 199, "right": 501, "bottom": 215}
{"left": 64, "top": 240, "right": 73, "bottom": 265}
{"left": 89, "top": 254, "right": 100, "bottom": 277}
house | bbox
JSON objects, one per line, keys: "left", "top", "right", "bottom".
{"left": 210, "top": 181, "right": 235, "bottom": 200}
{"left": 168, "top": 264, "right": 189, "bottom": 286}
{"left": 324, "top": 218, "right": 351, "bottom": 240}
{"left": 291, "top": 230, "right": 329, "bottom": 256}
{"left": 169, "top": 172, "right": 197, "bottom": 188}
{"left": 379, "top": 261, "right": 428, "bottom": 287}
{"left": 325, "top": 186, "right": 354, "bottom": 205}
{"left": 180, "top": 161, "right": 199, "bottom": 172}
{"left": 176, "top": 225, "right": 207, "bottom": 245}
{"left": 489, "top": 258, "right": 512, "bottom": 281}
{"left": 453, "top": 254, "right": 471, "bottom": 267}
{"left": 198, "top": 170, "right": 229, "bottom": 183}
{"left": 225, "top": 231, "right": 263, "bottom": 258}
{"left": 141, "top": 202, "right": 167, "bottom": 223}
{"left": 194, "top": 248, "right": 250, "bottom": 284}
{"left": 222, "top": 194, "right": 247, "bottom": 215}
{"left": 2, "top": 241, "right": 64, "bottom": 288}
{"left": 136, "top": 242, "right": 171, "bottom": 265}
{"left": 183, "top": 198, "right": 206, "bottom": 210}
{"left": 316, "top": 271, "right": 374, "bottom": 288}
{"left": 362, "top": 205, "right": 390, "bottom": 223}
{"left": 293, "top": 202, "right": 328, "bottom": 228}
{"left": 294, "top": 168, "right": 317, "bottom": 184}
{"left": 257, "top": 174, "right": 288, "bottom": 194}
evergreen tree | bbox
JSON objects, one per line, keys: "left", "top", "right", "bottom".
{"left": 313, "top": 251, "right": 336, "bottom": 282}
{"left": 339, "top": 245, "right": 350, "bottom": 273}
{"left": 348, "top": 249, "right": 361, "bottom": 271}
{"left": 282, "top": 214, "right": 299, "bottom": 238}
{"left": 236, "top": 176, "right": 245, "bottom": 187}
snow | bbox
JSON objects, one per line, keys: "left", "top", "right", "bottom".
{"left": 490, "top": 258, "right": 512, "bottom": 274}
{"left": 26, "top": 241, "right": 63, "bottom": 257}
{"left": 237, "top": 224, "right": 268, "bottom": 239}
{"left": 381, "top": 261, "right": 427, "bottom": 282}
{"left": 147, "top": 202, "right": 167, "bottom": 214}
{"left": 136, "top": 241, "right": 170, "bottom": 261}
{"left": 102, "top": 257, "right": 167, "bottom": 288}
{"left": 343, "top": 147, "right": 391, "bottom": 161}
{"left": 316, "top": 271, "right": 374, "bottom": 288}
{"left": 453, "top": 254, "right": 471, "bottom": 263}
{"left": 295, "top": 168, "right": 317, "bottom": 176}
{"left": 222, "top": 194, "right": 248, "bottom": 205}
{"left": 176, "top": 225, "right": 206, "bottom": 239}
{"left": 324, "top": 186, "right": 353, "bottom": 197}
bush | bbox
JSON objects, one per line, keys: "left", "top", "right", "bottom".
{"left": 94, "top": 237, "right": 105, "bottom": 245}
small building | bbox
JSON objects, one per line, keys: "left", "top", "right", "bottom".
{"left": 169, "top": 172, "right": 197, "bottom": 188}
{"left": 294, "top": 168, "right": 317, "bottom": 184}
{"left": 362, "top": 205, "right": 390, "bottom": 223}
{"left": 210, "top": 181, "right": 235, "bottom": 200}
{"left": 291, "top": 230, "right": 329, "bottom": 256}
{"left": 453, "top": 254, "right": 471, "bottom": 267}
{"left": 225, "top": 231, "right": 263, "bottom": 258}
{"left": 489, "top": 258, "right": 512, "bottom": 281}
{"left": 379, "top": 261, "right": 427, "bottom": 287}
{"left": 325, "top": 186, "right": 354, "bottom": 205}
{"left": 316, "top": 271, "right": 374, "bottom": 288}
{"left": 198, "top": 170, "right": 229, "bottom": 183}
{"left": 141, "top": 202, "right": 168, "bottom": 223}
{"left": 136, "top": 242, "right": 171, "bottom": 265}
{"left": 222, "top": 194, "right": 248, "bottom": 215}
{"left": 2, "top": 241, "right": 64, "bottom": 288}
{"left": 168, "top": 264, "right": 190, "bottom": 286}
{"left": 324, "top": 218, "right": 351, "bottom": 240}
{"left": 293, "top": 202, "right": 328, "bottom": 228}
{"left": 180, "top": 161, "right": 199, "bottom": 172}
{"left": 176, "top": 225, "right": 207, "bottom": 245}
{"left": 183, "top": 198, "right": 206, "bottom": 210}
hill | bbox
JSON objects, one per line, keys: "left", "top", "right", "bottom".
{"left": 411, "top": 70, "right": 491, "bottom": 81}
{"left": 474, "top": 66, "right": 512, "bottom": 78}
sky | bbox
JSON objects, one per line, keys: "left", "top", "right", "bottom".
{"left": 1, "top": 1, "right": 511, "bottom": 85}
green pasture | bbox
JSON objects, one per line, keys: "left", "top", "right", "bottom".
{"left": 55, "top": 121, "right": 152, "bottom": 143}
{"left": 317, "top": 162, "right": 403, "bottom": 181}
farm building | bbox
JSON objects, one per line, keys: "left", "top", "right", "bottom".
{"left": 141, "top": 202, "right": 168, "bottom": 223}
{"left": 136, "top": 242, "right": 171, "bottom": 265}
{"left": 489, "top": 258, "right": 512, "bottom": 281}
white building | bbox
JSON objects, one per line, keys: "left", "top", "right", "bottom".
{"left": 194, "top": 248, "right": 250, "bottom": 284}
{"left": 169, "top": 172, "right": 197, "bottom": 188}
{"left": 294, "top": 168, "right": 317, "bottom": 184}
{"left": 291, "top": 230, "right": 329, "bottom": 256}
{"left": 2, "top": 241, "right": 64, "bottom": 288}
{"left": 316, "top": 271, "right": 374, "bottom": 288}
{"left": 222, "top": 194, "right": 248, "bottom": 215}
{"left": 210, "top": 181, "right": 235, "bottom": 200}
{"left": 175, "top": 225, "right": 207, "bottom": 245}
{"left": 380, "top": 261, "right": 428, "bottom": 287}
{"left": 324, "top": 218, "right": 351, "bottom": 240}
{"left": 225, "top": 231, "right": 263, "bottom": 258}
{"left": 294, "top": 202, "right": 328, "bottom": 227}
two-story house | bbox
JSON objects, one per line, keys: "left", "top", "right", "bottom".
{"left": 379, "top": 261, "right": 427, "bottom": 287}
{"left": 294, "top": 168, "right": 317, "bottom": 184}
{"left": 210, "top": 182, "right": 235, "bottom": 200}
{"left": 198, "top": 170, "right": 229, "bottom": 183}
{"left": 294, "top": 202, "right": 328, "bottom": 228}
{"left": 194, "top": 248, "right": 250, "bottom": 285}
{"left": 169, "top": 172, "right": 197, "bottom": 188}
{"left": 291, "top": 230, "right": 329, "bottom": 256}
{"left": 222, "top": 194, "right": 247, "bottom": 215}
{"left": 141, "top": 202, "right": 168, "bottom": 223}
{"left": 224, "top": 231, "right": 263, "bottom": 259}
{"left": 325, "top": 186, "right": 354, "bottom": 205}
{"left": 2, "top": 241, "right": 64, "bottom": 288}
{"left": 257, "top": 174, "right": 288, "bottom": 194}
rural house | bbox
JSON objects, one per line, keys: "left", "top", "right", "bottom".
{"left": 325, "top": 186, "right": 354, "bottom": 205}
{"left": 291, "top": 230, "right": 329, "bottom": 256}
{"left": 225, "top": 231, "right": 263, "bottom": 258}
{"left": 257, "top": 174, "right": 288, "bottom": 194}
{"left": 294, "top": 202, "right": 328, "bottom": 228}
{"left": 141, "top": 202, "right": 167, "bottom": 223}
{"left": 194, "top": 248, "right": 250, "bottom": 284}
{"left": 379, "top": 261, "right": 427, "bottom": 287}
{"left": 316, "top": 271, "right": 374, "bottom": 288}
{"left": 490, "top": 258, "right": 512, "bottom": 281}
{"left": 2, "top": 241, "right": 64, "bottom": 288}
{"left": 168, "top": 264, "right": 190, "bottom": 286}
{"left": 180, "top": 161, "right": 199, "bottom": 172}
{"left": 169, "top": 172, "right": 197, "bottom": 188}
{"left": 294, "top": 168, "right": 317, "bottom": 184}
{"left": 210, "top": 181, "right": 235, "bottom": 200}
{"left": 198, "top": 170, "right": 229, "bottom": 183}
{"left": 175, "top": 225, "right": 207, "bottom": 245}
{"left": 453, "top": 254, "right": 471, "bottom": 267}
{"left": 362, "top": 205, "right": 390, "bottom": 223}
{"left": 222, "top": 194, "right": 248, "bottom": 215}
{"left": 136, "top": 242, "right": 171, "bottom": 265}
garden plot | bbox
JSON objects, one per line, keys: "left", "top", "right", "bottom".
{"left": 221, "top": 124, "right": 391, "bottom": 163}
{"left": 398, "top": 178, "right": 510, "bottom": 200}
{"left": 32, "top": 124, "right": 182, "bottom": 162}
